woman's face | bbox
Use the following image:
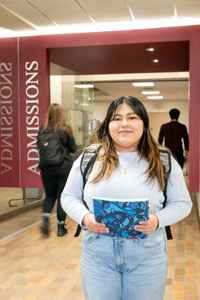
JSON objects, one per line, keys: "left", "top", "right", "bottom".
{"left": 109, "top": 103, "right": 144, "bottom": 152}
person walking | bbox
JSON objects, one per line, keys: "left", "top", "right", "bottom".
{"left": 37, "top": 103, "right": 76, "bottom": 237}
{"left": 158, "top": 108, "right": 189, "bottom": 169}
{"left": 61, "top": 96, "right": 192, "bottom": 300}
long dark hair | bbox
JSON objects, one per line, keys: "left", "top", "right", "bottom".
{"left": 89, "top": 96, "right": 165, "bottom": 190}
{"left": 43, "top": 103, "right": 73, "bottom": 138}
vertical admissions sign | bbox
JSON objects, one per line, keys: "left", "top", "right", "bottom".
{"left": 0, "top": 36, "right": 49, "bottom": 188}
{"left": 19, "top": 37, "right": 49, "bottom": 188}
{"left": 0, "top": 37, "right": 20, "bottom": 187}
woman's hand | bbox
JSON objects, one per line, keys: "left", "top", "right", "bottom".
{"left": 134, "top": 213, "right": 159, "bottom": 235}
{"left": 82, "top": 213, "right": 109, "bottom": 234}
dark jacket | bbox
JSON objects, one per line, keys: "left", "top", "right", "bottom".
{"left": 38, "top": 123, "right": 77, "bottom": 168}
{"left": 158, "top": 121, "right": 189, "bottom": 153}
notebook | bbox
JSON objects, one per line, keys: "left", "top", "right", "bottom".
{"left": 93, "top": 197, "right": 149, "bottom": 239}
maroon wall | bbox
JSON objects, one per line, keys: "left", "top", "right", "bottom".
{"left": 0, "top": 25, "right": 199, "bottom": 191}
{"left": 0, "top": 38, "right": 20, "bottom": 187}
{"left": 188, "top": 26, "right": 200, "bottom": 192}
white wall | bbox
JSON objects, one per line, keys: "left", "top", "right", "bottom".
{"left": 149, "top": 112, "right": 169, "bottom": 141}
{"left": 50, "top": 76, "right": 62, "bottom": 104}
{"left": 142, "top": 99, "right": 189, "bottom": 129}
{"left": 93, "top": 102, "right": 110, "bottom": 123}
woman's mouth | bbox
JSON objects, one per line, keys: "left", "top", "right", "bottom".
{"left": 119, "top": 131, "right": 131, "bottom": 134}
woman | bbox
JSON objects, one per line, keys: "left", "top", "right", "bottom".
{"left": 61, "top": 96, "right": 192, "bottom": 300}
{"left": 38, "top": 103, "right": 76, "bottom": 237}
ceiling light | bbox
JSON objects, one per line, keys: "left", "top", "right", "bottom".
{"left": 146, "top": 48, "right": 154, "bottom": 51}
{"left": 142, "top": 91, "right": 160, "bottom": 95}
{"left": 152, "top": 59, "right": 159, "bottom": 63}
{"left": 1, "top": 18, "right": 200, "bottom": 38}
{"left": 147, "top": 96, "right": 163, "bottom": 99}
{"left": 74, "top": 84, "right": 94, "bottom": 88}
{"left": 133, "top": 82, "right": 154, "bottom": 87}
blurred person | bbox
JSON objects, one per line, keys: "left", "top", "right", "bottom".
{"left": 61, "top": 96, "right": 192, "bottom": 300}
{"left": 158, "top": 108, "right": 189, "bottom": 169}
{"left": 37, "top": 103, "right": 76, "bottom": 237}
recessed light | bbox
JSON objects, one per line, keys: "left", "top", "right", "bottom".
{"left": 152, "top": 59, "right": 159, "bottom": 63}
{"left": 132, "top": 82, "right": 154, "bottom": 87}
{"left": 74, "top": 84, "right": 94, "bottom": 88}
{"left": 147, "top": 48, "right": 154, "bottom": 51}
{"left": 142, "top": 91, "right": 160, "bottom": 95}
{"left": 147, "top": 96, "right": 163, "bottom": 99}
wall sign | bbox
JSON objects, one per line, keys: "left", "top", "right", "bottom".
{"left": 0, "top": 38, "right": 20, "bottom": 187}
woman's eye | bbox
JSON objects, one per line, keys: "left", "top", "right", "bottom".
{"left": 114, "top": 118, "right": 121, "bottom": 121}
{"left": 130, "top": 117, "right": 136, "bottom": 120}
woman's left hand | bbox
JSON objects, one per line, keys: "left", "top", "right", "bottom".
{"left": 134, "top": 214, "right": 159, "bottom": 235}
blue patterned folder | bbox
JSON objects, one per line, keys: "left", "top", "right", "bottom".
{"left": 93, "top": 197, "right": 149, "bottom": 239}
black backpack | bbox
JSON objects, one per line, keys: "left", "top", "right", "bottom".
{"left": 37, "top": 126, "right": 64, "bottom": 169}
{"left": 74, "top": 144, "right": 173, "bottom": 240}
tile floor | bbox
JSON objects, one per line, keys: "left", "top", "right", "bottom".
{"left": 0, "top": 182, "right": 199, "bottom": 300}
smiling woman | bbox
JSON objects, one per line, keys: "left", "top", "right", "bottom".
{"left": 61, "top": 96, "right": 192, "bottom": 300}
{"left": 88, "top": 96, "right": 165, "bottom": 187}
{"left": 109, "top": 104, "right": 144, "bottom": 152}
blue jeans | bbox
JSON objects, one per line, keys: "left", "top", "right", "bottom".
{"left": 81, "top": 228, "right": 168, "bottom": 300}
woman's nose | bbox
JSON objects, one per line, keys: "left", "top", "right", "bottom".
{"left": 121, "top": 118, "right": 129, "bottom": 127}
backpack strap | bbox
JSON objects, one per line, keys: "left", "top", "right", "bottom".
{"left": 74, "top": 144, "right": 102, "bottom": 237}
{"left": 158, "top": 146, "right": 171, "bottom": 175}
{"left": 159, "top": 146, "right": 171, "bottom": 205}
{"left": 80, "top": 144, "right": 102, "bottom": 189}
{"left": 158, "top": 146, "right": 173, "bottom": 240}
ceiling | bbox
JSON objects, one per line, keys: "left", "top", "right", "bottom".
{"left": 0, "top": 0, "right": 194, "bottom": 104}
{"left": 91, "top": 78, "right": 189, "bottom": 102}
{"left": 0, "top": 0, "right": 200, "bottom": 34}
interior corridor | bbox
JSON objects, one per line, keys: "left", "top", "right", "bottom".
{"left": 0, "top": 187, "right": 199, "bottom": 300}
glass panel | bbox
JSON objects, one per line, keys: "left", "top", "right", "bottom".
{"left": 51, "top": 75, "right": 94, "bottom": 153}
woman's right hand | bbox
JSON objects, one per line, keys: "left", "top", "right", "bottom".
{"left": 82, "top": 213, "right": 109, "bottom": 234}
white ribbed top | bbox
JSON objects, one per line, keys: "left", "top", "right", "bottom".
{"left": 61, "top": 151, "right": 192, "bottom": 229}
